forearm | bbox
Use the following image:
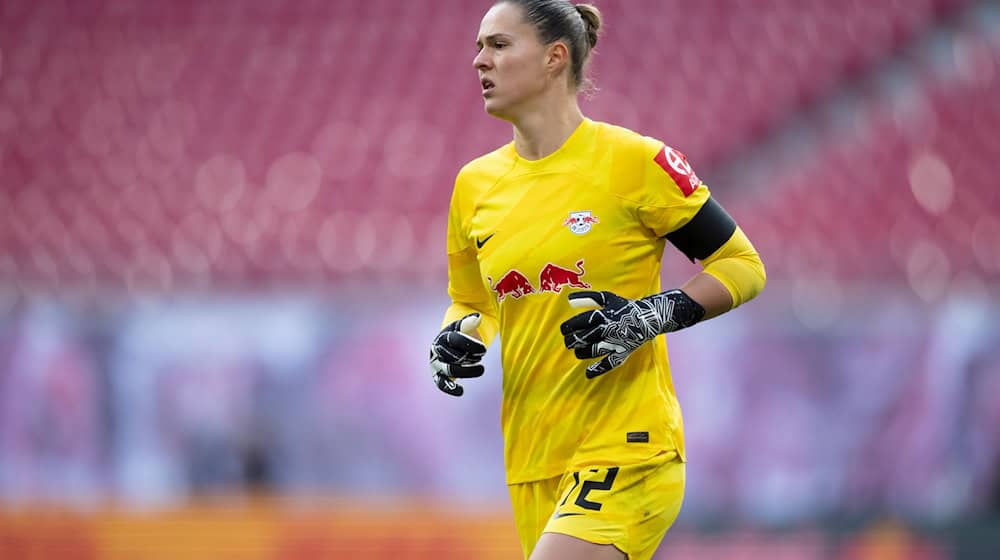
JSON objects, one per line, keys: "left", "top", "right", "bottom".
{"left": 680, "top": 272, "right": 733, "bottom": 320}
{"left": 442, "top": 302, "right": 497, "bottom": 344}
{"left": 445, "top": 250, "right": 500, "bottom": 345}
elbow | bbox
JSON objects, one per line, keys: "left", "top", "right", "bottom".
{"left": 739, "top": 253, "right": 766, "bottom": 305}
{"left": 706, "top": 252, "right": 766, "bottom": 309}
{"left": 750, "top": 255, "right": 766, "bottom": 301}
{"left": 699, "top": 226, "right": 767, "bottom": 308}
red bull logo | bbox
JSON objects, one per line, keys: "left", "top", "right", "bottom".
{"left": 539, "top": 260, "right": 590, "bottom": 293}
{"left": 489, "top": 259, "right": 591, "bottom": 302}
{"left": 488, "top": 269, "right": 535, "bottom": 302}
{"left": 564, "top": 211, "right": 599, "bottom": 235}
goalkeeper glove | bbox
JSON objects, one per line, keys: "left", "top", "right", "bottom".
{"left": 560, "top": 290, "right": 705, "bottom": 378}
{"left": 430, "top": 313, "right": 487, "bottom": 397}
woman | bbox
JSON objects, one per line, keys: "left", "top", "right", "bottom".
{"left": 429, "top": 1, "right": 766, "bottom": 558}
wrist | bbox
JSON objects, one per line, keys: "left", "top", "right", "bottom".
{"left": 643, "top": 289, "right": 706, "bottom": 334}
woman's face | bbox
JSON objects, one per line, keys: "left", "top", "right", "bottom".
{"left": 474, "top": 3, "right": 552, "bottom": 120}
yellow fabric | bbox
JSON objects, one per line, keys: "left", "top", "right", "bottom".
{"left": 443, "top": 250, "right": 501, "bottom": 345}
{"left": 701, "top": 227, "right": 767, "bottom": 309}
{"left": 444, "top": 118, "right": 712, "bottom": 484}
{"left": 509, "top": 451, "right": 685, "bottom": 560}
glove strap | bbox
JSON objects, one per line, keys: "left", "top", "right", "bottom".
{"left": 644, "top": 289, "right": 706, "bottom": 334}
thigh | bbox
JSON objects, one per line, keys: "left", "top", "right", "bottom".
{"left": 627, "top": 455, "right": 686, "bottom": 560}
{"left": 530, "top": 532, "right": 625, "bottom": 560}
{"left": 541, "top": 451, "right": 686, "bottom": 560}
{"left": 509, "top": 475, "right": 563, "bottom": 559}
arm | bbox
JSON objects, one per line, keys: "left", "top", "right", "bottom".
{"left": 439, "top": 168, "right": 499, "bottom": 344}
{"left": 665, "top": 194, "right": 766, "bottom": 320}
{"left": 562, "top": 199, "right": 765, "bottom": 377}
{"left": 441, "top": 248, "right": 499, "bottom": 345}
{"left": 431, "top": 248, "right": 498, "bottom": 397}
{"left": 679, "top": 273, "right": 731, "bottom": 320}
{"left": 682, "top": 226, "right": 767, "bottom": 320}
{"left": 561, "top": 140, "right": 765, "bottom": 376}
{"left": 431, "top": 171, "right": 500, "bottom": 395}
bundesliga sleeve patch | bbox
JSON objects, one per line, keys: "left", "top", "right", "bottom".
{"left": 654, "top": 145, "right": 701, "bottom": 197}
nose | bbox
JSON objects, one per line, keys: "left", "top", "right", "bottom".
{"left": 473, "top": 48, "right": 491, "bottom": 71}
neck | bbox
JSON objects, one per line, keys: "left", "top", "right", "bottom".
{"left": 511, "top": 96, "right": 585, "bottom": 161}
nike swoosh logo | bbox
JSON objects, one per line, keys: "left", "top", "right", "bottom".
{"left": 552, "top": 512, "right": 584, "bottom": 519}
{"left": 476, "top": 233, "right": 496, "bottom": 249}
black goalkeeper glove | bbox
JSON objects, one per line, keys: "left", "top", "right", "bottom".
{"left": 430, "top": 313, "right": 487, "bottom": 397}
{"left": 560, "top": 290, "right": 706, "bottom": 378}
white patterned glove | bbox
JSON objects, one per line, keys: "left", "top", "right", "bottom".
{"left": 560, "top": 290, "right": 705, "bottom": 378}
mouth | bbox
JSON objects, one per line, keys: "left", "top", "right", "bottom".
{"left": 481, "top": 77, "right": 495, "bottom": 94}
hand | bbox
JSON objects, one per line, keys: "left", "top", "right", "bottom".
{"left": 560, "top": 290, "right": 705, "bottom": 378}
{"left": 430, "top": 313, "right": 487, "bottom": 396}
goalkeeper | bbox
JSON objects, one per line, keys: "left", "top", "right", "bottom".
{"left": 430, "top": 1, "right": 766, "bottom": 559}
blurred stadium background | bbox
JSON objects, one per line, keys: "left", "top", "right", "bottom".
{"left": 1, "top": 0, "right": 999, "bottom": 558}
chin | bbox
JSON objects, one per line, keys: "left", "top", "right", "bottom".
{"left": 483, "top": 98, "right": 514, "bottom": 122}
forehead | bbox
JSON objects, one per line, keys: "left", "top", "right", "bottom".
{"left": 477, "top": 3, "right": 531, "bottom": 41}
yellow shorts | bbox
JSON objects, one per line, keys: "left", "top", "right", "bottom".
{"left": 508, "top": 450, "right": 685, "bottom": 560}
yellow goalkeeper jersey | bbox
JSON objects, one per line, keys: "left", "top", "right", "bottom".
{"left": 444, "top": 118, "right": 710, "bottom": 484}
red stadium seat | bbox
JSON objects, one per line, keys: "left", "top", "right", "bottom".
{"left": 0, "top": 0, "right": 984, "bottom": 294}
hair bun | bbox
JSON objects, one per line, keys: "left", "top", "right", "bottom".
{"left": 574, "top": 4, "right": 602, "bottom": 49}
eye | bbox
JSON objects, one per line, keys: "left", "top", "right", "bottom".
{"left": 494, "top": 42, "right": 507, "bottom": 49}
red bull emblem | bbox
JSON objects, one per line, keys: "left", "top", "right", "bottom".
{"left": 563, "top": 211, "right": 599, "bottom": 235}
{"left": 539, "top": 260, "right": 590, "bottom": 293}
{"left": 489, "top": 260, "right": 591, "bottom": 302}
{"left": 488, "top": 269, "right": 535, "bottom": 302}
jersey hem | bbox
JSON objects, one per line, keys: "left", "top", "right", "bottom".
{"left": 504, "top": 445, "right": 680, "bottom": 486}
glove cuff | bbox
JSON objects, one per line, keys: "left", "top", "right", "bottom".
{"left": 643, "top": 289, "right": 706, "bottom": 334}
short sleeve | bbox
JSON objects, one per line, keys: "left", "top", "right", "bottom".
{"left": 635, "top": 142, "right": 711, "bottom": 237}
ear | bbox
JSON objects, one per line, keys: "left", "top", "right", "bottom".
{"left": 545, "top": 41, "right": 570, "bottom": 77}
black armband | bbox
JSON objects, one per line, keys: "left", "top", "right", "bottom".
{"left": 644, "top": 289, "right": 706, "bottom": 334}
{"left": 665, "top": 197, "right": 737, "bottom": 262}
